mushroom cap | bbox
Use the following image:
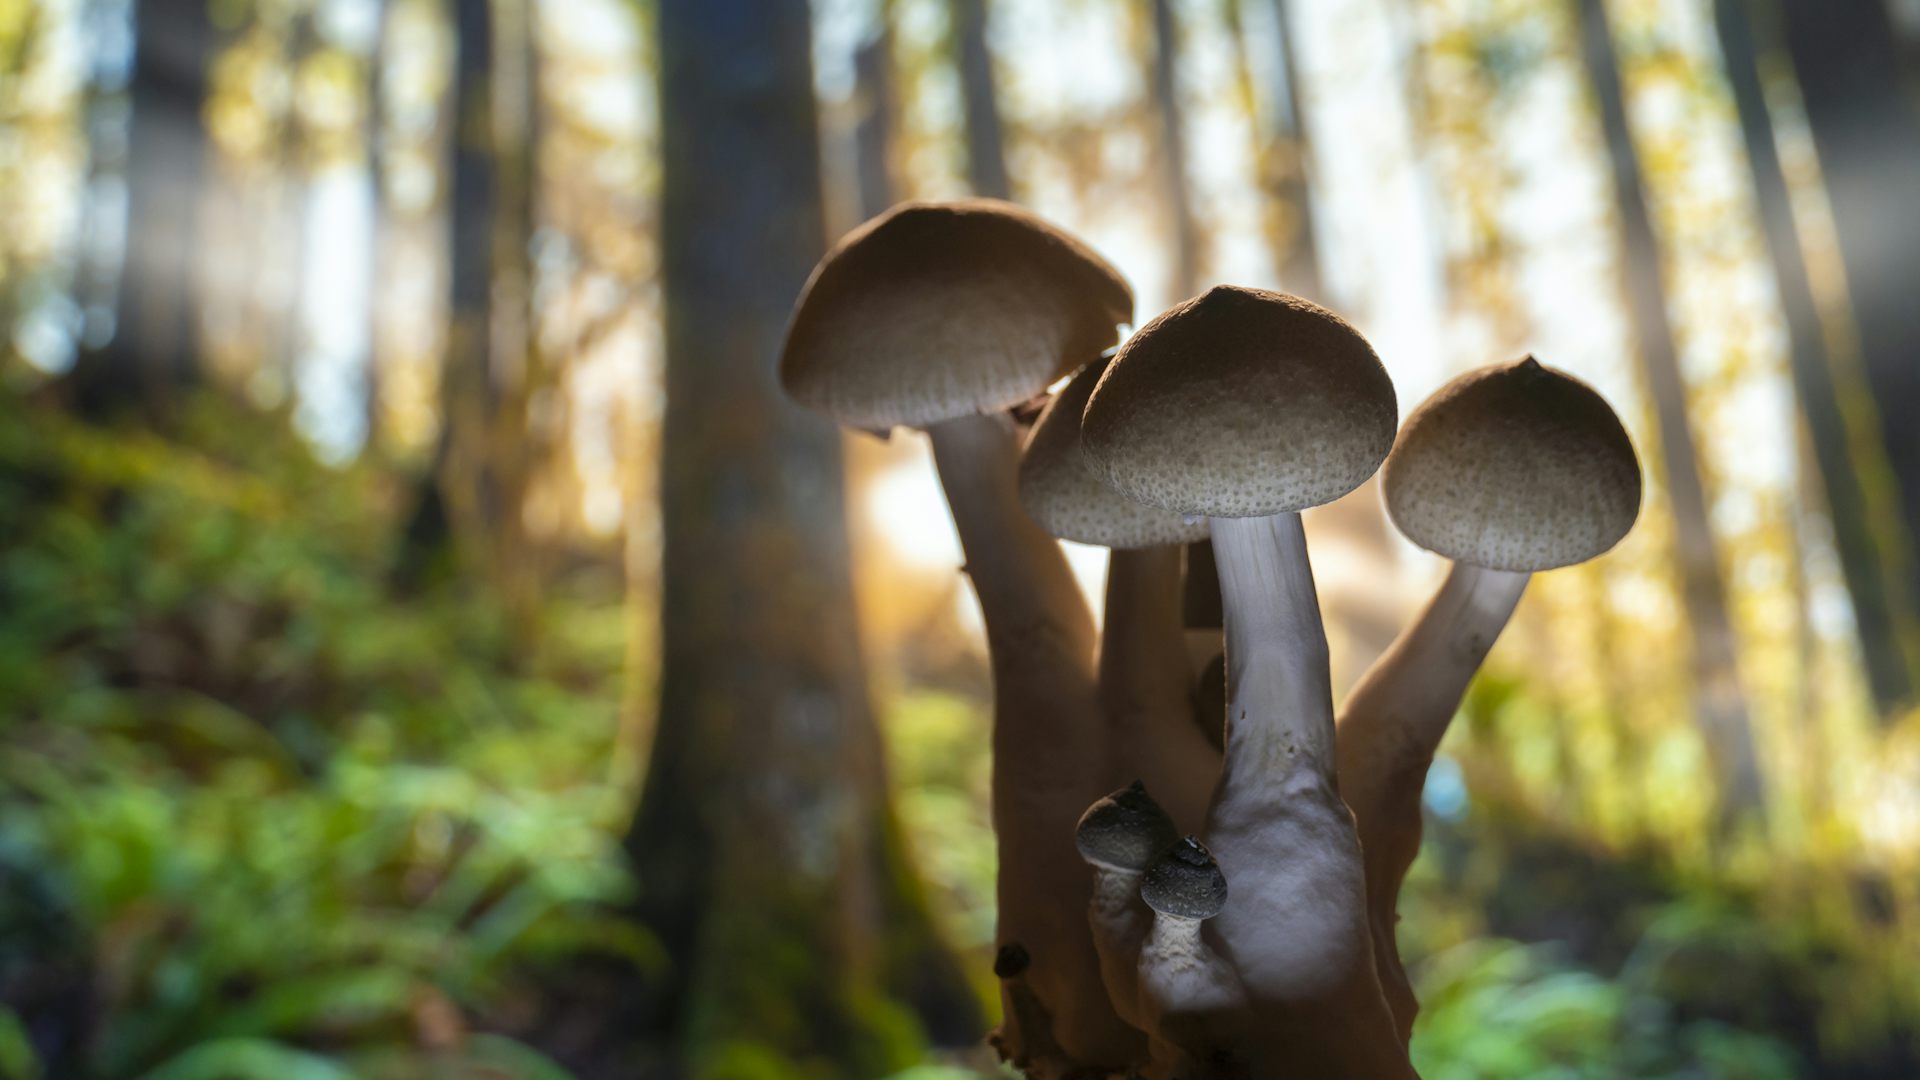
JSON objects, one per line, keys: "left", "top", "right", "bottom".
{"left": 1081, "top": 285, "right": 1398, "bottom": 518}
{"left": 1140, "top": 836, "right": 1228, "bottom": 920}
{"left": 780, "top": 199, "right": 1133, "bottom": 431}
{"left": 1018, "top": 358, "right": 1211, "bottom": 549}
{"left": 1383, "top": 356, "right": 1642, "bottom": 572}
{"left": 1075, "top": 781, "right": 1180, "bottom": 872}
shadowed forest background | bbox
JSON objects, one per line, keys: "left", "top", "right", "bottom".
{"left": 3, "top": 0, "right": 1920, "bottom": 1076}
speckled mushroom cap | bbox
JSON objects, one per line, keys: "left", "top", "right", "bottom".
{"left": 1140, "top": 836, "right": 1228, "bottom": 920}
{"left": 1018, "top": 358, "right": 1211, "bottom": 549}
{"left": 780, "top": 199, "right": 1133, "bottom": 431}
{"left": 1075, "top": 781, "right": 1180, "bottom": 872}
{"left": 1080, "top": 286, "right": 1398, "bottom": 518}
{"left": 1383, "top": 356, "right": 1641, "bottom": 572}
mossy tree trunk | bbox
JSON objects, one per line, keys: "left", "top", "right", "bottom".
{"left": 624, "top": 0, "right": 975, "bottom": 1072}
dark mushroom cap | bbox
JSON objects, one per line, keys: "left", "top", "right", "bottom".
{"left": 1081, "top": 285, "right": 1398, "bottom": 518}
{"left": 1383, "top": 356, "right": 1642, "bottom": 572}
{"left": 1018, "top": 357, "right": 1211, "bottom": 549}
{"left": 780, "top": 199, "right": 1133, "bottom": 431}
{"left": 1141, "top": 836, "right": 1229, "bottom": 920}
{"left": 1075, "top": 781, "right": 1180, "bottom": 872}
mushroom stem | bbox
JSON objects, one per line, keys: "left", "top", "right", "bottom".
{"left": 1101, "top": 546, "right": 1220, "bottom": 832}
{"left": 925, "top": 413, "right": 1136, "bottom": 1066}
{"left": 1201, "top": 513, "right": 1412, "bottom": 1076}
{"left": 1088, "top": 864, "right": 1155, "bottom": 1028}
{"left": 1337, "top": 560, "right": 1529, "bottom": 1040}
{"left": 1136, "top": 913, "right": 1242, "bottom": 1075}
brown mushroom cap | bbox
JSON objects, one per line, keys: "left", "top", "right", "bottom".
{"left": 780, "top": 199, "right": 1133, "bottom": 430}
{"left": 1018, "top": 357, "right": 1211, "bottom": 549}
{"left": 1075, "top": 780, "right": 1181, "bottom": 872}
{"left": 1383, "top": 356, "right": 1642, "bottom": 572}
{"left": 1140, "top": 836, "right": 1228, "bottom": 920}
{"left": 1080, "top": 286, "right": 1398, "bottom": 518}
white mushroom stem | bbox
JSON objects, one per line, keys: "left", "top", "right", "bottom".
{"left": 1087, "top": 864, "right": 1154, "bottom": 1029}
{"left": 1201, "top": 513, "right": 1414, "bottom": 1076}
{"left": 1135, "top": 913, "right": 1243, "bottom": 1075}
{"left": 1336, "top": 560, "right": 1529, "bottom": 1040}
{"left": 1101, "top": 547, "right": 1221, "bottom": 833}
{"left": 925, "top": 413, "right": 1138, "bottom": 1065}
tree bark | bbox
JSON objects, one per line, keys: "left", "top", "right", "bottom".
{"left": 952, "top": 0, "right": 1012, "bottom": 200}
{"left": 1775, "top": 0, "right": 1920, "bottom": 713}
{"left": 1575, "top": 0, "right": 1766, "bottom": 821}
{"left": 1713, "top": 0, "right": 1916, "bottom": 714}
{"left": 68, "top": 0, "right": 216, "bottom": 417}
{"left": 623, "top": 0, "right": 968, "bottom": 1070}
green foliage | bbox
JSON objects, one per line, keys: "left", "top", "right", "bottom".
{"left": 0, "top": 396, "right": 644, "bottom": 1077}
{"left": 1411, "top": 938, "right": 1798, "bottom": 1079}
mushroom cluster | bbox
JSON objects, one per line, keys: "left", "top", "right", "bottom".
{"left": 781, "top": 200, "right": 1641, "bottom": 1078}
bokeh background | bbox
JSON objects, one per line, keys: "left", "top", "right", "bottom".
{"left": 3, "top": 0, "right": 1920, "bottom": 1076}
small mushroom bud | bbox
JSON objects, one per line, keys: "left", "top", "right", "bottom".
{"left": 1135, "top": 837, "right": 1239, "bottom": 1075}
{"left": 1076, "top": 781, "right": 1181, "bottom": 1030}
{"left": 1139, "top": 836, "right": 1229, "bottom": 921}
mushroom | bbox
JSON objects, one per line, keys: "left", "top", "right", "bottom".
{"left": 1082, "top": 286, "right": 1413, "bottom": 1075}
{"left": 1074, "top": 781, "right": 1182, "bottom": 1031}
{"left": 1135, "top": 836, "right": 1238, "bottom": 1077}
{"left": 1337, "top": 355, "right": 1641, "bottom": 1040}
{"left": 1021, "top": 358, "right": 1220, "bottom": 832}
{"left": 780, "top": 199, "right": 1142, "bottom": 1069}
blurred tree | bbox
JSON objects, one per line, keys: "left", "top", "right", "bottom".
{"left": 395, "top": 0, "right": 498, "bottom": 588}
{"left": 853, "top": 20, "right": 900, "bottom": 220}
{"left": 1713, "top": 0, "right": 1918, "bottom": 716}
{"left": 623, "top": 0, "right": 974, "bottom": 1071}
{"left": 397, "top": 0, "right": 537, "bottom": 611}
{"left": 1149, "top": 0, "right": 1200, "bottom": 300}
{"left": 1775, "top": 0, "right": 1920, "bottom": 713}
{"left": 1229, "top": 0, "right": 1323, "bottom": 303}
{"left": 1575, "top": 0, "right": 1765, "bottom": 822}
{"left": 363, "top": 0, "right": 391, "bottom": 449}
{"left": 65, "top": 0, "right": 216, "bottom": 417}
{"left": 951, "top": 0, "right": 1011, "bottom": 199}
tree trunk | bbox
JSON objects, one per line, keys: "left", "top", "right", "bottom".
{"left": 363, "top": 0, "right": 391, "bottom": 450}
{"left": 1713, "top": 0, "right": 1916, "bottom": 714}
{"left": 396, "top": 0, "right": 532, "bottom": 593}
{"left": 1575, "top": 0, "right": 1766, "bottom": 821}
{"left": 952, "top": 0, "right": 1012, "bottom": 200}
{"left": 68, "top": 0, "right": 215, "bottom": 417}
{"left": 1224, "top": 0, "right": 1324, "bottom": 303}
{"left": 853, "top": 26, "right": 900, "bottom": 221}
{"left": 623, "top": 0, "right": 965, "bottom": 1070}
{"left": 394, "top": 0, "right": 498, "bottom": 589}
{"left": 1775, "top": 0, "right": 1920, "bottom": 713}
{"left": 1149, "top": 0, "right": 1200, "bottom": 301}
